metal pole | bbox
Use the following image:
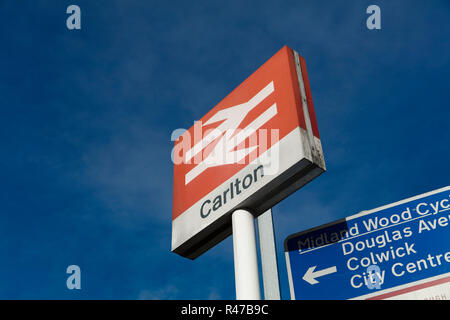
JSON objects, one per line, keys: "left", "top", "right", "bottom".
{"left": 257, "top": 209, "right": 281, "bottom": 300}
{"left": 232, "top": 209, "right": 261, "bottom": 300}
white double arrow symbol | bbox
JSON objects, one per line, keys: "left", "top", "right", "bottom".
{"left": 303, "top": 265, "right": 337, "bottom": 285}
{"left": 184, "top": 81, "right": 277, "bottom": 185}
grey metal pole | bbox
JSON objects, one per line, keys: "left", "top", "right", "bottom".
{"left": 257, "top": 209, "right": 281, "bottom": 300}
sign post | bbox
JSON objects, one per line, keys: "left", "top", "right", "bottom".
{"left": 257, "top": 209, "right": 281, "bottom": 299}
{"left": 285, "top": 186, "right": 450, "bottom": 300}
{"left": 171, "top": 46, "right": 326, "bottom": 299}
{"left": 232, "top": 209, "right": 261, "bottom": 300}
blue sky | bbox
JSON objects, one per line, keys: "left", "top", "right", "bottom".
{"left": 0, "top": 0, "right": 449, "bottom": 299}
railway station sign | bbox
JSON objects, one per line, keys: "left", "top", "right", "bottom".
{"left": 172, "top": 46, "right": 326, "bottom": 259}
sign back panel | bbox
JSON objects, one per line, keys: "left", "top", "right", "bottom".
{"left": 172, "top": 46, "right": 325, "bottom": 259}
{"left": 285, "top": 186, "right": 450, "bottom": 300}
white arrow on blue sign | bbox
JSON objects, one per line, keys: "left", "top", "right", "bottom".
{"left": 285, "top": 186, "right": 450, "bottom": 300}
{"left": 303, "top": 265, "right": 337, "bottom": 285}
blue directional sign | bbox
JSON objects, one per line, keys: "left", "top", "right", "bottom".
{"left": 285, "top": 186, "right": 450, "bottom": 300}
